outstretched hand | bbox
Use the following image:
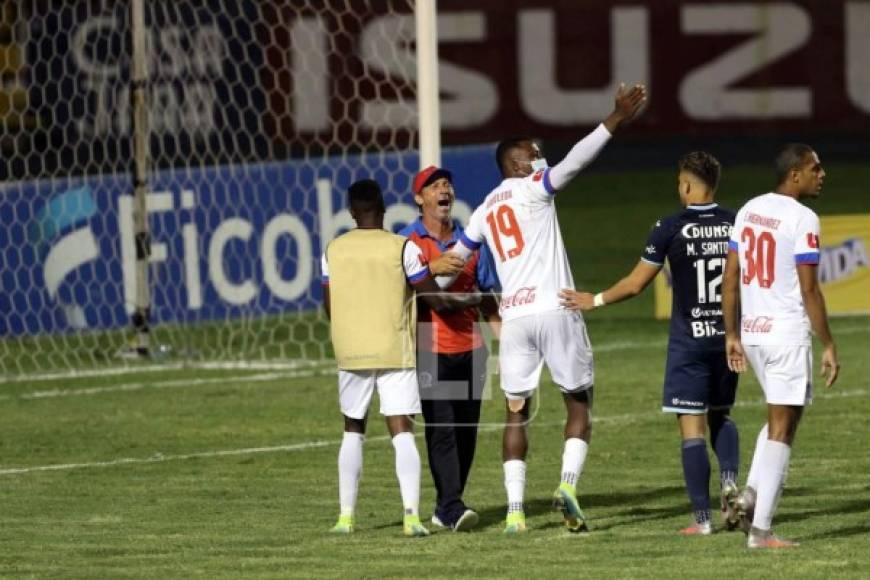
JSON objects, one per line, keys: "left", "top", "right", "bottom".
{"left": 604, "top": 83, "right": 647, "bottom": 133}
{"left": 559, "top": 289, "right": 596, "bottom": 311}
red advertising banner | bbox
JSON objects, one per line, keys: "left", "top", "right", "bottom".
{"left": 267, "top": 0, "right": 870, "bottom": 146}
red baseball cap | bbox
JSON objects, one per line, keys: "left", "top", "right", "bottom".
{"left": 412, "top": 165, "right": 452, "bottom": 195}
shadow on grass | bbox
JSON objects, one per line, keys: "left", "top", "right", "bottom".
{"left": 798, "top": 523, "right": 870, "bottom": 541}
{"left": 474, "top": 498, "right": 556, "bottom": 530}
{"left": 471, "top": 485, "right": 687, "bottom": 531}
{"left": 778, "top": 496, "right": 870, "bottom": 526}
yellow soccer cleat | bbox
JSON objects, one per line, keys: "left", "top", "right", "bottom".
{"left": 330, "top": 514, "right": 354, "bottom": 534}
{"left": 503, "top": 511, "right": 527, "bottom": 535}
{"left": 553, "top": 483, "right": 589, "bottom": 533}
{"left": 403, "top": 514, "right": 430, "bottom": 538}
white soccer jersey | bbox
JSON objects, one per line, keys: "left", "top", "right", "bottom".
{"left": 460, "top": 168, "right": 574, "bottom": 321}
{"left": 728, "top": 193, "right": 821, "bottom": 346}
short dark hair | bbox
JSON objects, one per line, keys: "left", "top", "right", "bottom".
{"left": 347, "top": 179, "right": 384, "bottom": 212}
{"left": 678, "top": 151, "right": 721, "bottom": 192}
{"left": 495, "top": 138, "right": 532, "bottom": 176}
{"left": 775, "top": 143, "right": 814, "bottom": 185}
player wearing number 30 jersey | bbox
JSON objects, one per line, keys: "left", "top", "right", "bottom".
{"left": 729, "top": 195, "right": 820, "bottom": 346}
{"left": 723, "top": 144, "right": 839, "bottom": 549}
{"left": 440, "top": 83, "right": 648, "bottom": 534}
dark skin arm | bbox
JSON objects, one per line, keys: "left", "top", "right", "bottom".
{"left": 602, "top": 83, "right": 647, "bottom": 134}
{"left": 798, "top": 263, "right": 839, "bottom": 387}
{"left": 324, "top": 275, "right": 478, "bottom": 319}
{"left": 413, "top": 275, "right": 481, "bottom": 312}
{"left": 479, "top": 292, "right": 502, "bottom": 338}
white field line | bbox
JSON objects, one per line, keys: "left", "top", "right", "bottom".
{"left": 0, "top": 340, "right": 664, "bottom": 388}
{"left": 0, "top": 370, "right": 322, "bottom": 401}
{"left": 5, "top": 323, "right": 870, "bottom": 400}
{"left": 4, "top": 322, "right": 867, "bottom": 385}
{"left": 0, "top": 359, "right": 332, "bottom": 385}
{"left": 0, "top": 386, "right": 866, "bottom": 477}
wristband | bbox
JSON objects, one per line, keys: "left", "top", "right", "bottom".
{"left": 593, "top": 293, "right": 606, "bottom": 308}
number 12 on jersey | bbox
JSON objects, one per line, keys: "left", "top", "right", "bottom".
{"left": 486, "top": 205, "right": 525, "bottom": 262}
{"left": 694, "top": 257, "right": 725, "bottom": 304}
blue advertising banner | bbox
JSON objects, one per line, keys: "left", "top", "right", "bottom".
{"left": 0, "top": 146, "right": 500, "bottom": 336}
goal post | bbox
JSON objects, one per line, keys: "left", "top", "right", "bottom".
{"left": 415, "top": 0, "right": 441, "bottom": 168}
{"left": 0, "top": 1, "right": 498, "bottom": 380}
{"left": 129, "top": 0, "right": 152, "bottom": 357}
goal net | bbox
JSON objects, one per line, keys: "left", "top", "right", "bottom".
{"left": 0, "top": 0, "right": 425, "bottom": 378}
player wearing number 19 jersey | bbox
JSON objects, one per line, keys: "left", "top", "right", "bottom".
{"left": 723, "top": 144, "right": 839, "bottom": 549}
{"left": 442, "top": 83, "right": 647, "bottom": 533}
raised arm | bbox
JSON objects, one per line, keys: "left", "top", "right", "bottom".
{"left": 798, "top": 263, "right": 839, "bottom": 387}
{"left": 559, "top": 260, "right": 660, "bottom": 310}
{"left": 547, "top": 83, "right": 647, "bottom": 191}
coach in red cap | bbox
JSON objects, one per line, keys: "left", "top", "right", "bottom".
{"left": 399, "top": 165, "right": 501, "bottom": 532}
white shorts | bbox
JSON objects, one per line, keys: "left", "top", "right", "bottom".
{"left": 499, "top": 311, "right": 594, "bottom": 400}
{"left": 744, "top": 344, "right": 813, "bottom": 406}
{"left": 338, "top": 369, "right": 421, "bottom": 419}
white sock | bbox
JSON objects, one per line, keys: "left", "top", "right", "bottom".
{"left": 752, "top": 439, "right": 791, "bottom": 531}
{"left": 560, "top": 438, "right": 589, "bottom": 489}
{"left": 337, "top": 432, "right": 364, "bottom": 517}
{"left": 504, "top": 459, "right": 527, "bottom": 514}
{"left": 391, "top": 432, "right": 421, "bottom": 516}
{"left": 745, "top": 423, "right": 769, "bottom": 491}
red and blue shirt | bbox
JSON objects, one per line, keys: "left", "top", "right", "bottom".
{"left": 399, "top": 218, "right": 500, "bottom": 354}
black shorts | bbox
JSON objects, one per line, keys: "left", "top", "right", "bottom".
{"left": 417, "top": 347, "right": 488, "bottom": 404}
{"left": 661, "top": 348, "right": 738, "bottom": 414}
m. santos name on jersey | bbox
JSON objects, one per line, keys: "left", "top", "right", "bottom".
{"left": 680, "top": 223, "right": 733, "bottom": 239}
{"left": 745, "top": 213, "right": 781, "bottom": 230}
{"left": 702, "top": 241, "right": 730, "bottom": 255}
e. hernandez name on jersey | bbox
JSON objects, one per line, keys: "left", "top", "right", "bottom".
{"left": 643, "top": 203, "right": 736, "bottom": 351}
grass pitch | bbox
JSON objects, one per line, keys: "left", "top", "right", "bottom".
{"left": 1, "top": 162, "right": 869, "bottom": 578}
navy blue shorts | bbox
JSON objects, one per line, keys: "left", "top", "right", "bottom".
{"left": 661, "top": 349, "right": 738, "bottom": 414}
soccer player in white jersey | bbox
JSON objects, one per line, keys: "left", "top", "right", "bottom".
{"left": 722, "top": 144, "right": 840, "bottom": 549}
{"left": 440, "top": 83, "right": 647, "bottom": 533}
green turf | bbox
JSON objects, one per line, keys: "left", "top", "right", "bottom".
{"left": 1, "top": 162, "right": 868, "bottom": 578}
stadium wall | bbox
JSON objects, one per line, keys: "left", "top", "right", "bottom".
{"left": 0, "top": 145, "right": 500, "bottom": 337}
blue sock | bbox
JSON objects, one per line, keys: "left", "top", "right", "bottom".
{"left": 681, "top": 438, "right": 711, "bottom": 514}
{"left": 710, "top": 416, "right": 739, "bottom": 484}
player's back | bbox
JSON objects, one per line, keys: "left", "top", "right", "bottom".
{"left": 465, "top": 170, "right": 573, "bottom": 321}
{"left": 729, "top": 193, "right": 820, "bottom": 345}
{"left": 648, "top": 204, "right": 735, "bottom": 350}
